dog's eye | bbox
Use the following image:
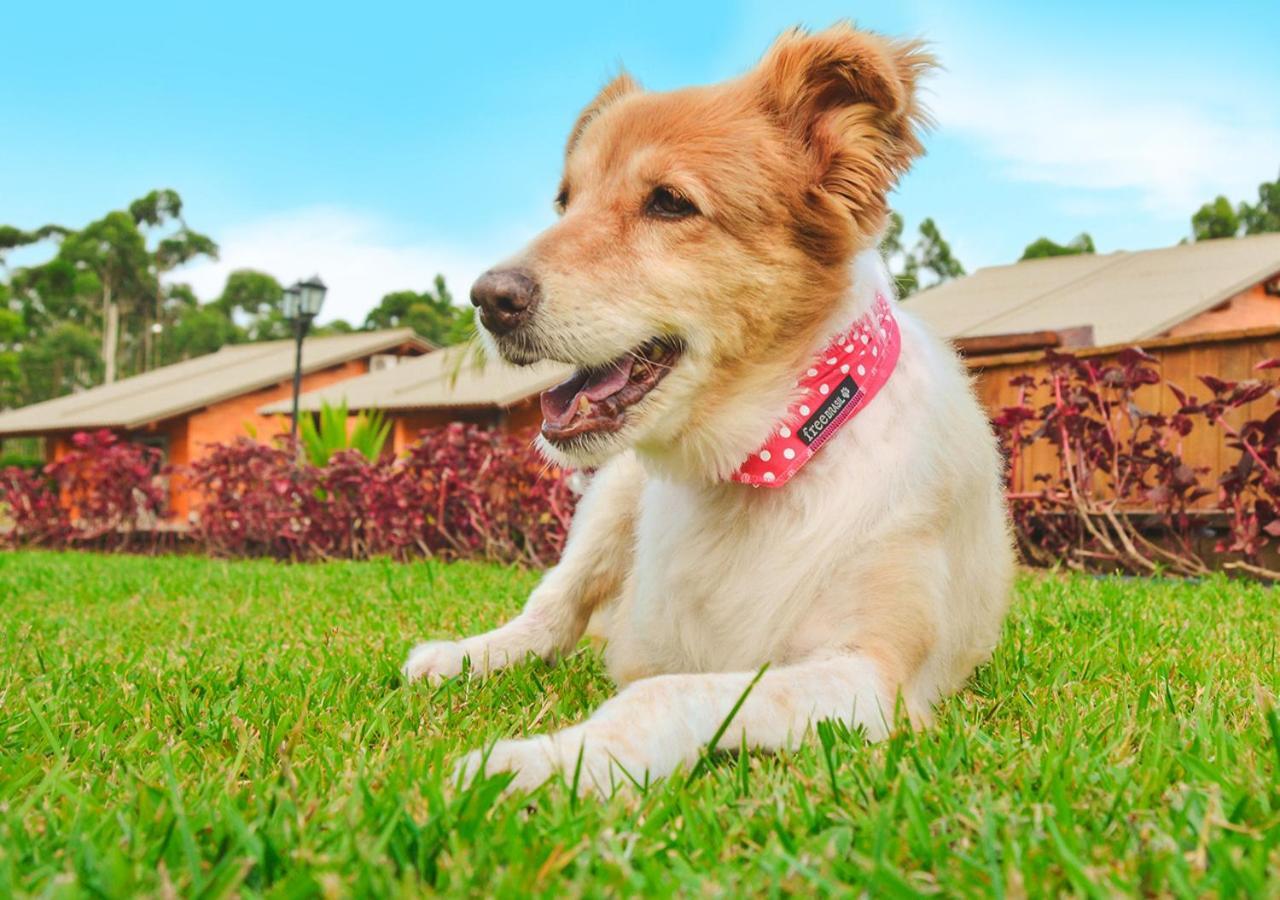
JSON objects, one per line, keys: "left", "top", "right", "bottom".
{"left": 646, "top": 185, "right": 698, "bottom": 220}
{"left": 554, "top": 187, "right": 569, "bottom": 214}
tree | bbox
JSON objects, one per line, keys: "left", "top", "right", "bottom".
{"left": 9, "top": 190, "right": 218, "bottom": 385}
{"left": 131, "top": 190, "right": 219, "bottom": 370}
{"left": 167, "top": 304, "right": 243, "bottom": 360}
{"left": 915, "top": 218, "right": 965, "bottom": 284}
{"left": 314, "top": 319, "right": 356, "bottom": 335}
{"left": 6, "top": 255, "right": 98, "bottom": 339}
{"left": 0, "top": 223, "right": 67, "bottom": 271}
{"left": 880, "top": 212, "right": 913, "bottom": 295}
{"left": 362, "top": 274, "right": 474, "bottom": 345}
{"left": 1240, "top": 172, "right": 1280, "bottom": 235}
{"left": 1192, "top": 196, "right": 1241, "bottom": 241}
{"left": 443, "top": 306, "right": 476, "bottom": 345}
{"left": 1192, "top": 170, "right": 1280, "bottom": 240}
{"left": 0, "top": 304, "right": 22, "bottom": 408}
{"left": 215, "top": 269, "right": 281, "bottom": 318}
{"left": 881, "top": 213, "right": 965, "bottom": 297}
{"left": 17, "top": 322, "right": 102, "bottom": 404}
{"left": 1, "top": 191, "right": 220, "bottom": 406}
{"left": 1020, "top": 233, "right": 1096, "bottom": 260}
{"left": 214, "top": 270, "right": 287, "bottom": 341}
{"left": 0, "top": 226, "right": 33, "bottom": 268}
{"left": 55, "top": 211, "right": 152, "bottom": 384}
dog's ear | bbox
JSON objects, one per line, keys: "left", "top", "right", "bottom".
{"left": 755, "top": 23, "right": 934, "bottom": 248}
{"left": 566, "top": 71, "right": 640, "bottom": 158}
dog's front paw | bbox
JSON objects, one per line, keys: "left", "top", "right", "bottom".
{"left": 454, "top": 729, "right": 648, "bottom": 797}
{"left": 402, "top": 640, "right": 468, "bottom": 683}
{"left": 454, "top": 735, "right": 561, "bottom": 794}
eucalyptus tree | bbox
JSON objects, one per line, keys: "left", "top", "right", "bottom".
{"left": 25, "top": 190, "right": 218, "bottom": 383}
{"left": 130, "top": 190, "right": 219, "bottom": 370}
{"left": 57, "top": 211, "right": 153, "bottom": 383}
{"left": 1, "top": 190, "right": 217, "bottom": 401}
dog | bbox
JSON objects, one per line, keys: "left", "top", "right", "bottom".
{"left": 404, "top": 22, "right": 1014, "bottom": 795}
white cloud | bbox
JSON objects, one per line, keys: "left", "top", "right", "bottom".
{"left": 929, "top": 46, "right": 1280, "bottom": 217}
{"left": 173, "top": 207, "right": 525, "bottom": 326}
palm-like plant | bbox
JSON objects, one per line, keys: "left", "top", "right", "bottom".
{"left": 298, "top": 399, "right": 392, "bottom": 466}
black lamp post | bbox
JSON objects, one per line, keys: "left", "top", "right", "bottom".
{"left": 282, "top": 275, "right": 327, "bottom": 442}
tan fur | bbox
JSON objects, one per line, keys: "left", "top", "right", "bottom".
{"left": 404, "top": 23, "right": 1015, "bottom": 796}
{"left": 563, "top": 71, "right": 640, "bottom": 161}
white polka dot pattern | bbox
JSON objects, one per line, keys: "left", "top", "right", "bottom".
{"left": 731, "top": 293, "right": 901, "bottom": 488}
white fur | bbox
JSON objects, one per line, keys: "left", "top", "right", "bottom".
{"left": 403, "top": 250, "right": 1014, "bottom": 795}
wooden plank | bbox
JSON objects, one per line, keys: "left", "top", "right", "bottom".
{"left": 964, "top": 324, "right": 1280, "bottom": 370}
{"left": 1188, "top": 343, "right": 1223, "bottom": 490}
{"left": 955, "top": 325, "right": 1094, "bottom": 359}
{"left": 1217, "top": 331, "right": 1257, "bottom": 475}
{"left": 956, "top": 331, "right": 1063, "bottom": 357}
{"left": 1158, "top": 344, "right": 1195, "bottom": 418}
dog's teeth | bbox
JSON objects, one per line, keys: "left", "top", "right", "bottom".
{"left": 577, "top": 394, "right": 591, "bottom": 415}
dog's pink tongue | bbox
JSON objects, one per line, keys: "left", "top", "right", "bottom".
{"left": 540, "top": 357, "right": 634, "bottom": 428}
{"left": 541, "top": 371, "right": 588, "bottom": 426}
{"left": 582, "top": 356, "right": 634, "bottom": 401}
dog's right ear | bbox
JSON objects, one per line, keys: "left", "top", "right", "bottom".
{"left": 566, "top": 71, "right": 640, "bottom": 158}
{"left": 754, "top": 23, "right": 934, "bottom": 251}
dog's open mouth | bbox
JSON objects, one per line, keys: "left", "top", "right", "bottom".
{"left": 540, "top": 338, "right": 683, "bottom": 443}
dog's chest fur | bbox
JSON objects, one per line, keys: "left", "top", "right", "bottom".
{"left": 600, "top": 316, "right": 944, "bottom": 684}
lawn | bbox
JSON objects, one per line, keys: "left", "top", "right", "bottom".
{"left": 1, "top": 552, "right": 1277, "bottom": 897}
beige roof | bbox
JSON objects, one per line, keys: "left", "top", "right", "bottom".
{"left": 260, "top": 344, "right": 572, "bottom": 413}
{"left": 903, "top": 232, "right": 1280, "bottom": 345}
{"left": 0, "top": 329, "right": 429, "bottom": 436}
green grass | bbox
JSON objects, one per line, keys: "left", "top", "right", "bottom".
{"left": 1, "top": 551, "right": 1278, "bottom": 897}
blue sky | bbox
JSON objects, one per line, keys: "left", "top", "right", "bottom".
{"left": 5, "top": 0, "right": 1279, "bottom": 325}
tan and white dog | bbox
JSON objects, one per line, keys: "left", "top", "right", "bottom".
{"left": 403, "top": 22, "right": 1014, "bottom": 794}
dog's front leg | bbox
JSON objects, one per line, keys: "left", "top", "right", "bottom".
{"left": 458, "top": 652, "right": 902, "bottom": 794}
{"left": 403, "top": 453, "right": 642, "bottom": 683}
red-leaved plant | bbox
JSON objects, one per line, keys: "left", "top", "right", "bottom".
{"left": 6, "top": 367, "right": 1278, "bottom": 580}
{"left": 0, "top": 466, "right": 67, "bottom": 547}
{"left": 995, "top": 351, "right": 1280, "bottom": 579}
{"left": 1170, "top": 363, "right": 1280, "bottom": 577}
{"left": 0, "top": 429, "right": 167, "bottom": 549}
{"left": 187, "top": 423, "right": 576, "bottom": 566}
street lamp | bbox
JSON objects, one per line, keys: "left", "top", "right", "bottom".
{"left": 282, "top": 275, "right": 327, "bottom": 443}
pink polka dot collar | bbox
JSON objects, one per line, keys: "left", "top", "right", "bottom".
{"left": 732, "top": 293, "right": 901, "bottom": 488}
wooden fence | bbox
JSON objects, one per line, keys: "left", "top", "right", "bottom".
{"left": 964, "top": 325, "right": 1280, "bottom": 498}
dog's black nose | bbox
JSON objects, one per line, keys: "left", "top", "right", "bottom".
{"left": 470, "top": 268, "right": 540, "bottom": 335}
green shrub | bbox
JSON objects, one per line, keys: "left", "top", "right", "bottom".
{"left": 298, "top": 399, "right": 392, "bottom": 466}
{"left": 0, "top": 453, "right": 45, "bottom": 471}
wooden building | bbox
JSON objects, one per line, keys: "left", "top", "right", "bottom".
{"left": 904, "top": 233, "right": 1280, "bottom": 497}
{"left": 905, "top": 233, "right": 1280, "bottom": 356}
{"left": 0, "top": 329, "right": 431, "bottom": 515}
